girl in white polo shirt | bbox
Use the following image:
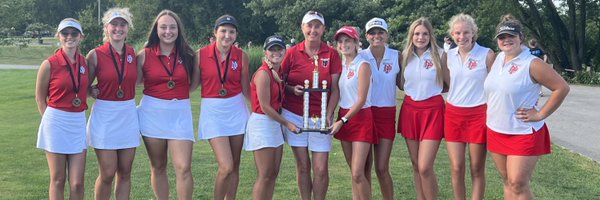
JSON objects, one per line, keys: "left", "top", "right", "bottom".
{"left": 399, "top": 17, "right": 446, "bottom": 200}
{"left": 358, "top": 17, "right": 400, "bottom": 200}
{"left": 330, "top": 26, "right": 374, "bottom": 200}
{"left": 444, "top": 13, "right": 496, "bottom": 200}
{"left": 484, "top": 15, "right": 569, "bottom": 200}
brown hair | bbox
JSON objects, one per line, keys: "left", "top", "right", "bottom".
{"left": 144, "top": 10, "right": 195, "bottom": 82}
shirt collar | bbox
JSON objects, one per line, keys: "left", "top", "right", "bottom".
{"left": 298, "top": 41, "right": 329, "bottom": 55}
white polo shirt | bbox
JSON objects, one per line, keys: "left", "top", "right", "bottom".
{"left": 446, "top": 43, "right": 490, "bottom": 107}
{"left": 484, "top": 46, "right": 544, "bottom": 135}
{"left": 359, "top": 47, "right": 400, "bottom": 107}
{"left": 403, "top": 48, "right": 443, "bottom": 101}
{"left": 339, "top": 54, "right": 372, "bottom": 109}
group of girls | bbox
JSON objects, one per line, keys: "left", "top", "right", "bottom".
{"left": 35, "top": 7, "right": 568, "bottom": 200}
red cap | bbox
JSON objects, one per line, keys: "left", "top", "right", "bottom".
{"left": 334, "top": 26, "right": 359, "bottom": 41}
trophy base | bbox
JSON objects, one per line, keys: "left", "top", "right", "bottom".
{"left": 300, "top": 128, "right": 331, "bottom": 134}
{"left": 303, "top": 88, "right": 330, "bottom": 92}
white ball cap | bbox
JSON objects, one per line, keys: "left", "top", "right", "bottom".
{"left": 365, "top": 17, "right": 388, "bottom": 33}
{"left": 57, "top": 18, "right": 83, "bottom": 34}
{"left": 106, "top": 11, "right": 132, "bottom": 25}
{"left": 302, "top": 11, "right": 325, "bottom": 25}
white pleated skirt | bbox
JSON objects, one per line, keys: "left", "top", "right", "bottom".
{"left": 198, "top": 93, "right": 250, "bottom": 140}
{"left": 244, "top": 113, "right": 285, "bottom": 151}
{"left": 37, "top": 106, "right": 87, "bottom": 154}
{"left": 87, "top": 99, "right": 141, "bottom": 149}
{"left": 138, "top": 95, "right": 194, "bottom": 141}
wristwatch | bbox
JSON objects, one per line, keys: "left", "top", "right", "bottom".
{"left": 341, "top": 117, "right": 349, "bottom": 124}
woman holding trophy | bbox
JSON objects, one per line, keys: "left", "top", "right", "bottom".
{"left": 280, "top": 10, "right": 342, "bottom": 200}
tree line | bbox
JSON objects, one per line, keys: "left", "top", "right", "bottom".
{"left": 1, "top": 0, "right": 598, "bottom": 71}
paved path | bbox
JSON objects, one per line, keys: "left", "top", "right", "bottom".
{"left": 541, "top": 85, "right": 600, "bottom": 162}
{"left": 1, "top": 65, "right": 598, "bottom": 161}
{"left": 0, "top": 64, "right": 38, "bottom": 69}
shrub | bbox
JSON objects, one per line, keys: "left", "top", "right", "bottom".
{"left": 562, "top": 69, "right": 600, "bottom": 85}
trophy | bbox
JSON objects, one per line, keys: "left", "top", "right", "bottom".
{"left": 300, "top": 55, "right": 330, "bottom": 134}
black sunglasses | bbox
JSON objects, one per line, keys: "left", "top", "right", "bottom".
{"left": 60, "top": 31, "right": 80, "bottom": 37}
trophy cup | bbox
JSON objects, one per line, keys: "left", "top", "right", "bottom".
{"left": 300, "top": 55, "right": 330, "bottom": 134}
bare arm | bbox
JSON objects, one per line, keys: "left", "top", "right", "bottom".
{"left": 255, "top": 71, "right": 299, "bottom": 133}
{"left": 241, "top": 51, "right": 251, "bottom": 102}
{"left": 397, "top": 51, "right": 405, "bottom": 91}
{"left": 330, "top": 62, "right": 371, "bottom": 134}
{"left": 441, "top": 52, "right": 449, "bottom": 93}
{"left": 136, "top": 49, "right": 145, "bottom": 85}
{"left": 35, "top": 60, "right": 51, "bottom": 116}
{"left": 516, "top": 59, "right": 570, "bottom": 122}
{"left": 485, "top": 49, "right": 496, "bottom": 72}
{"left": 85, "top": 49, "right": 99, "bottom": 98}
{"left": 189, "top": 50, "right": 201, "bottom": 92}
{"left": 326, "top": 73, "right": 341, "bottom": 125}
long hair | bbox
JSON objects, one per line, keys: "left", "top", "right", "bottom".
{"left": 447, "top": 13, "right": 478, "bottom": 44}
{"left": 402, "top": 17, "right": 443, "bottom": 86}
{"left": 144, "top": 10, "right": 195, "bottom": 82}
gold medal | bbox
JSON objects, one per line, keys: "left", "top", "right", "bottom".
{"left": 116, "top": 88, "right": 124, "bottom": 98}
{"left": 167, "top": 80, "right": 176, "bottom": 89}
{"left": 72, "top": 97, "right": 82, "bottom": 107}
{"left": 219, "top": 88, "right": 227, "bottom": 96}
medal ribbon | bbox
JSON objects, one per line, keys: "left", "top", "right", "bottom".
{"left": 158, "top": 49, "right": 178, "bottom": 80}
{"left": 61, "top": 50, "right": 81, "bottom": 96}
{"left": 213, "top": 46, "right": 231, "bottom": 88}
{"left": 109, "top": 43, "right": 127, "bottom": 85}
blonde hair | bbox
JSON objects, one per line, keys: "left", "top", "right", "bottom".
{"left": 447, "top": 13, "right": 478, "bottom": 43}
{"left": 402, "top": 17, "right": 444, "bottom": 86}
{"left": 102, "top": 7, "right": 134, "bottom": 43}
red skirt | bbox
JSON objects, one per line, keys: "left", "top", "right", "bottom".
{"left": 372, "top": 106, "right": 397, "bottom": 140}
{"left": 398, "top": 95, "right": 444, "bottom": 141}
{"left": 444, "top": 103, "right": 487, "bottom": 144}
{"left": 487, "top": 124, "right": 551, "bottom": 156}
{"left": 334, "top": 108, "right": 377, "bottom": 144}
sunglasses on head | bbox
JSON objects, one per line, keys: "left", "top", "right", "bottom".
{"left": 306, "top": 10, "right": 323, "bottom": 17}
{"left": 60, "top": 30, "right": 80, "bottom": 37}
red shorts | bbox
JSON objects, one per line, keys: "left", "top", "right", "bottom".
{"left": 372, "top": 106, "right": 397, "bottom": 141}
{"left": 398, "top": 95, "right": 444, "bottom": 141}
{"left": 444, "top": 103, "right": 487, "bottom": 144}
{"left": 334, "top": 108, "right": 377, "bottom": 144}
{"left": 487, "top": 124, "right": 551, "bottom": 156}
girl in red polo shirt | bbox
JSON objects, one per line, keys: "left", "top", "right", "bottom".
{"left": 245, "top": 35, "right": 300, "bottom": 200}
{"left": 136, "top": 10, "right": 198, "bottom": 200}
{"left": 35, "top": 18, "right": 89, "bottom": 200}
{"left": 399, "top": 17, "right": 446, "bottom": 200}
{"left": 280, "top": 10, "right": 342, "bottom": 200}
{"left": 197, "top": 14, "right": 250, "bottom": 200}
{"left": 85, "top": 8, "right": 139, "bottom": 200}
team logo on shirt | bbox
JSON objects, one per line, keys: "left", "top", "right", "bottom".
{"left": 508, "top": 64, "right": 519, "bottom": 74}
{"left": 232, "top": 60, "right": 239, "bottom": 71}
{"left": 424, "top": 59, "right": 434, "bottom": 69}
{"left": 321, "top": 58, "right": 329, "bottom": 68}
{"left": 468, "top": 59, "right": 477, "bottom": 70}
{"left": 383, "top": 63, "right": 392, "bottom": 73}
{"left": 347, "top": 68, "right": 355, "bottom": 79}
{"left": 79, "top": 66, "right": 85, "bottom": 74}
{"left": 127, "top": 54, "right": 133, "bottom": 64}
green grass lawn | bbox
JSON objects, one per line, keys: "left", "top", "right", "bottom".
{"left": 1, "top": 69, "right": 600, "bottom": 199}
